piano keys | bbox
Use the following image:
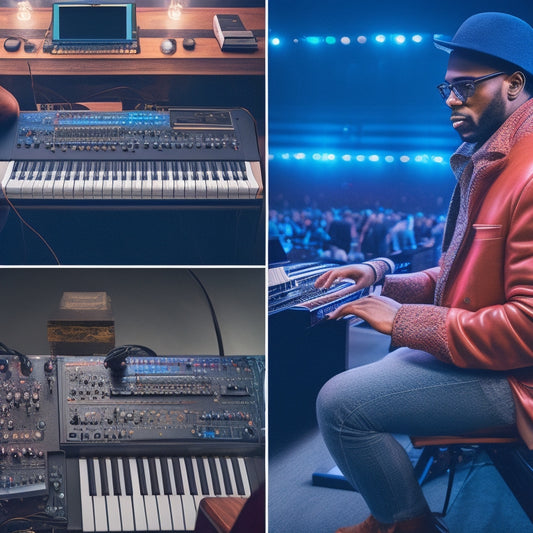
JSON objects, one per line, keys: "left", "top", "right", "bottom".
{"left": 1, "top": 160, "right": 261, "bottom": 201}
{"left": 71, "top": 455, "right": 263, "bottom": 532}
{"left": 0, "top": 108, "right": 263, "bottom": 204}
{"left": 0, "top": 108, "right": 264, "bottom": 264}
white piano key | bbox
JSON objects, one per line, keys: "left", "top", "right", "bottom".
{"left": 117, "top": 459, "right": 135, "bottom": 532}
{"left": 142, "top": 457, "right": 160, "bottom": 531}
{"left": 225, "top": 457, "right": 239, "bottom": 496}
{"left": 79, "top": 458, "right": 96, "bottom": 533}
{"left": 128, "top": 457, "right": 148, "bottom": 532}
{"left": 105, "top": 458, "right": 122, "bottom": 531}
{"left": 191, "top": 458, "right": 205, "bottom": 509}
{"left": 179, "top": 458, "right": 199, "bottom": 530}
{"left": 203, "top": 458, "right": 215, "bottom": 496}
{"left": 155, "top": 459, "right": 173, "bottom": 531}
{"left": 214, "top": 458, "right": 229, "bottom": 496}
{"left": 245, "top": 161, "right": 260, "bottom": 197}
{"left": 166, "top": 458, "right": 185, "bottom": 531}
{"left": 238, "top": 457, "right": 252, "bottom": 497}
{"left": 92, "top": 458, "right": 109, "bottom": 532}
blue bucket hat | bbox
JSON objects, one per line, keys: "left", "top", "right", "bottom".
{"left": 433, "top": 12, "right": 533, "bottom": 76}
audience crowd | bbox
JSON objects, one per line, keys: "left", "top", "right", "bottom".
{"left": 269, "top": 203, "right": 446, "bottom": 265}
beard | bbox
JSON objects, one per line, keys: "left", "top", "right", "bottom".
{"left": 454, "top": 93, "right": 508, "bottom": 145}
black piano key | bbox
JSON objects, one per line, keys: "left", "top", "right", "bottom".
{"left": 86, "top": 457, "right": 97, "bottom": 496}
{"left": 122, "top": 457, "right": 133, "bottom": 496}
{"left": 110, "top": 457, "right": 121, "bottom": 495}
{"left": 98, "top": 457, "right": 109, "bottom": 496}
{"left": 231, "top": 457, "right": 246, "bottom": 496}
{"left": 160, "top": 457, "right": 172, "bottom": 495}
{"left": 184, "top": 457, "right": 198, "bottom": 495}
{"left": 238, "top": 161, "right": 248, "bottom": 180}
{"left": 171, "top": 457, "right": 184, "bottom": 495}
{"left": 219, "top": 457, "right": 233, "bottom": 495}
{"left": 208, "top": 457, "right": 221, "bottom": 495}
{"left": 147, "top": 457, "right": 160, "bottom": 495}
{"left": 136, "top": 457, "right": 148, "bottom": 495}
{"left": 196, "top": 458, "right": 209, "bottom": 495}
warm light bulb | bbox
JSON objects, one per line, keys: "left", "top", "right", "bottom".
{"left": 168, "top": 0, "right": 182, "bottom": 20}
{"left": 17, "top": 1, "right": 32, "bottom": 21}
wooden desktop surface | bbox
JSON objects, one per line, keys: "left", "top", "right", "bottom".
{"left": 0, "top": 7, "right": 265, "bottom": 76}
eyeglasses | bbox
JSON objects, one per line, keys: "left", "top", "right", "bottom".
{"left": 437, "top": 72, "right": 506, "bottom": 103}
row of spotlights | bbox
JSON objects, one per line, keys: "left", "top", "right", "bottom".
{"left": 270, "top": 34, "right": 425, "bottom": 46}
{"left": 269, "top": 152, "right": 446, "bottom": 164}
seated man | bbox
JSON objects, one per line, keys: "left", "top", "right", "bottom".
{"left": 315, "top": 12, "right": 533, "bottom": 533}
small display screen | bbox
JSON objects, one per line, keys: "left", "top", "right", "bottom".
{"left": 53, "top": 4, "right": 134, "bottom": 42}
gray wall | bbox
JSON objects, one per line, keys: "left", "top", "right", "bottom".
{"left": 0, "top": 267, "right": 265, "bottom": 356}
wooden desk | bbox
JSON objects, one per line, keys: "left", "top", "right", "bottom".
{"left": 0, "top": 7, "right": 265, "bottom": 76}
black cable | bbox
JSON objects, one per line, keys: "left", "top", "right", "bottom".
{"left": 187, "top": 270, "right": 225, "bottom": 357}
{"left": 0, "top": 343, "right": 32, "bottom": 376}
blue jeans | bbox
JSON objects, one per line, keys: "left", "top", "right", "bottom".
{"left": 316, "top": 348, "right": 516, "bottom": 523}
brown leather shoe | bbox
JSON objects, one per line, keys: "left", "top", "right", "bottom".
{"left": 336, "top": 513, "right": 449, "bottom": 533}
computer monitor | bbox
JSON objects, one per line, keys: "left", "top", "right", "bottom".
{"left": 52, "top": 2, "right": 136, "bottom": 43}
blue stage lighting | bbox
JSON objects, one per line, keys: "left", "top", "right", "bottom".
{"left": 325, "top": 36, "right": 336, "bottom": 45}
{"left": 271, "top": 37, "right": 281, "bottom": 46}
{"left": 357, "top": 35, "right": 367, "bottom": 44}
{"left": 412, "top": 34, "right": 423, "bottom": 43}
{"left": 394, "top": 35, "right": 406, "bottom": 44}
{"left": 340, "top": 36, "right": 351, "bottom": 45}
{"left": 375, "top": 34, "right": 386, "bottom": 43}
{"left": 306, "top": 36, "right": 322, "bottom": 45}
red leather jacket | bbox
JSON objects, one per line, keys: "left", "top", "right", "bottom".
{"left": 382, "top": 99, "right": 533, "bottom": 448}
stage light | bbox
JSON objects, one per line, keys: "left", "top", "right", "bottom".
{"left": 385, "top": 155, "right": 395, "bottom": 163}
{"left": 400, "top": 155, "right": 410, "bottom": 163}
{"left": 281, "top": 153, "right": 290, "bottom": 160}
{"left": 369, "top": 154, "right": 380, "bottom": 162}
{"left": 306, "top": 36, "right": 321, "bottom": 45}
{"left": 342, "top": 154, "right": 352, "bottom": 161}
{"left": 432, "top": 156, "right": 445, "bottom": 163}
{"left": 327, "top": 153, "right": 336, "bottom": 160}
{"left": 412, "top": 34, "right": 423, "bottom": 43}
{"left": 294, "top": 152, "right": 306, "bottom": 160}
{"left": 271, "top": 37, "right": 281, "bottom": 46}
{"left": 357, "top": 35, "right": 367, "bottom": 44}
{"left": 167, "top": 0, "right": 182, "bottom": 20}
{"left": 394, "top": 35, "right": 406, "bottom": 45}
{"left": 312, "top": 153, "right": 321, "bottom": 160}
{"left": 17, "top": 1, "right": 32, "bottom": 21}
{"left": 356, "top": 155, "right": 365, "bottom": 162}
{"left": 375, "top": 34, "right": 386, "bottom": 43}
{"left": 325, "top": 36, "right": 336, "bottom": 45}
{"left": 340, "top": 36, "right": 351, "bottom": 45}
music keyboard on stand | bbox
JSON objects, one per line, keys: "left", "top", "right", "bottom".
{"left": 0, "top": 108, "right": 263, "bottom": 204}
{"left": 0, "top": 355, "right": 265, "bottom": 533}
{"left": 0, "top": 108, "right": 264, "bottom": 264}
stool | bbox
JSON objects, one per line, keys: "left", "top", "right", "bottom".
{"left": 194, "top": 483, "right": 265, "bottom": 533}
{"left": 410, "top": 431, "right": 522, "bottom": 517}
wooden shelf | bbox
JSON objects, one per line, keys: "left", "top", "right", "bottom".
{"left": 0, "top": 7, "right": 265, "bottom": 76}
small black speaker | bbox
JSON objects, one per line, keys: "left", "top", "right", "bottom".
{"left": 4, "top": 38, "right": 21, "bottom": 52}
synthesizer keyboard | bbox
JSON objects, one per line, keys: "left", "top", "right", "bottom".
{"left": 0, "top": 108, "right": 263, "bottom": 204}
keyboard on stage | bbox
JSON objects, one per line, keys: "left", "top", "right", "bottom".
{"left": 268, "top": 261, "right": 369, "bottom": 326}
{"left": 0, "top": 108, "right": 263, "bottom": 203}
{"left": 0, "top": 354, "right": 265, "bottom": 532}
